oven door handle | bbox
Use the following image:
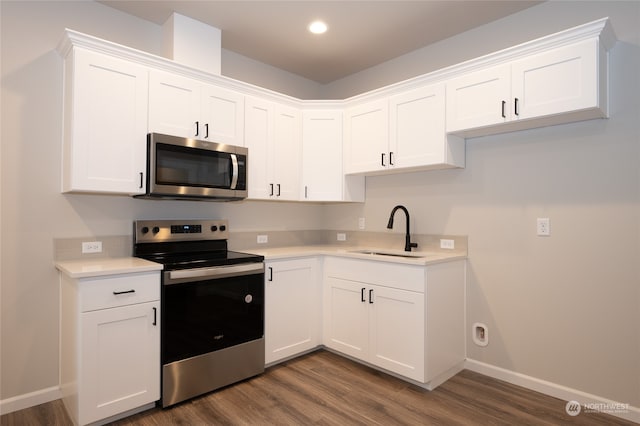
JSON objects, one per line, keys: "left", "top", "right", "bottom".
{"left": 164, "top": 262, "right": 264, "bottom": 285}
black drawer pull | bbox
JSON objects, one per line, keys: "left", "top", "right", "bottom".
{"left": 152, "top": 307, "right": 157, "bottom": 326}
{"left": 369, "top": 289, "right": 374, "bottom": 304}
{"left": 361, "top": 287, "right": 366, "bottom": 302}
{"left": 113, "top": 289, "right": 135, "bottom": 295}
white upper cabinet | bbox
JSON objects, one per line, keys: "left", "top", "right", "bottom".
{"left": 301, "top": 110, "right": 343, "bottom": 201}
{"left": 344, "top": 99, "right": 389, "bottom": 174}
{"left": 345, "top": 83, "right": 464, "bottom": 175}
{"left": 58, "top": 18, "right": 615, "bottom": 198}
{"left": 62, "top": 48, "right": 148, "bottom": 195}
{"left": 445, "top": 64, "right": 511, "bottom": 132}
{"left": 244, "top": 96, "right": 301, "bottom": 200}
{"left": 273, "top": 104, "right": 302, "bottom": 200}
{"left": 301, "top": 110, "right": 365, "bottom": 202}
{"left": 148, "top": 70, "right": 244, "bottom": 145}
{"left": 390, "top": 83, "right": 464, "bottom": 171}
{"left": 447, "top": 37, "right": 610, "bottom": 137}
{"left": 511, "top": 39, "right": 602, "bottom": 121}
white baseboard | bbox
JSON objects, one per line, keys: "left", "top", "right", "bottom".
{"left": 465, "top": 359, "right": 640, "bottom": 424}
{"left": 0, "top": 386, "right": 61, "bottom": 416}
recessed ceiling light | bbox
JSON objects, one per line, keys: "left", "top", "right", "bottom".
{"left": 308, "top": 20, "right": 328, "bottom": 35}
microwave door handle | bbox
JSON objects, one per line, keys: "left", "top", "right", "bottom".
{"left": 230, "top": 154, "right": 239, "bottom": 189}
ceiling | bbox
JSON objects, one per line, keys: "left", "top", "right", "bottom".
{"left": 98, "top": 1, "right": 543, "bottom": 84}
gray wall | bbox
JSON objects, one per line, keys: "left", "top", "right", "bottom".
{"left": 1, "top": 0, "right": 638, "bottom": 412}
{"left": 0, "top": 0, "right": 322, "bottom": 401}
{"left": 322, "top": 0, "right": 640, "bottom": 408}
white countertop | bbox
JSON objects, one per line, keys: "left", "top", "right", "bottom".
{"left": 55, "top": 245, "right": 465, "bottom": 279}
{"left": 242, "top": 245, "right": 466, "bottom": 266}
{"left": 55, "top": 257, "right": 163, "bottom": 278}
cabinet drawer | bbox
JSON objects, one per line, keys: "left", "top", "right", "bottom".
{"left": 79, "top": 272, "right": 160, "bottom": 312}
{"left": 324, "top": 257, "right": 424, "bottom": 293}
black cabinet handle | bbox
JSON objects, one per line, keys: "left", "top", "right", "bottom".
{"left": 139, "top": 172, "right": 143, "bottom": 189}
{"left": 152, "top": 307, "right": 157, "bottom": 326}
{"left": 113, "top": 289, "right": 135, "bottom": 295}
{"left": 277, "top": 184, "right": 281, "bottom": 197}
{"left": 381, "top": 153, "right": 386, "bottom": 167}
{"left": 514, "top": 98, "right": 520, "bottom": 116}
{"left": 268, "top": 267, "right": 273, "bottom": 282}
{"left": 361, "top": 287, "right": 366, "bottom": 302}
{"left": 501, "top": 100, "right": 506, "bottom": 118}
{"left": 195, "top": 121, "right": 200, "bottom": 136}
{"left": 205, "top": 123, "right": 209, "bottom": 139}
{"left": 269, "top": 183, "right": 274, "bottom": 196}
{"left": 369, "top": 289, "right": 374, "bottom": 304}
{"left": 389, "top": 152, "right": 394, "bottom": 166}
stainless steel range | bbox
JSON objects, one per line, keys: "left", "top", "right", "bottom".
{"left": 133, "top": 219, "right": 265, "bottom": 407}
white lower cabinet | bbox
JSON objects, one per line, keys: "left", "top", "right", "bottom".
{"left": 323, "top": 257, "right": 465, "bottom": 387}
{"left": 326, "top": 276, "right": 425, "bottom": 381}
{"left": 60, "top": 272, "right": 160, "bottom": 425}
{"left": 265, "top": 258, "right": 321, "bottom": 364}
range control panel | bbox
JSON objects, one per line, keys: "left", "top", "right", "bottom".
{"left": 134, "top": 219, "right": 229, "bottom": 243}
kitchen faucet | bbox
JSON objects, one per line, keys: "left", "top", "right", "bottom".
{"left": 386, "top": 205, "right": 418, "bottom": 252}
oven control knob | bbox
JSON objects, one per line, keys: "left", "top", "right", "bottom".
{"left": 152, "top": 226, "right": 160, "bottom": 234}
{"left": 141, "top": 226, "right": 149, "bottom": 234}
{"left": 244, "top": 294, "right": 253, "bottom": 304}
{"left": 220, "top": 225, "right": 227, "bottom": 231}
{"left": 211, "top": 225, "right": 218, "bottom": 232}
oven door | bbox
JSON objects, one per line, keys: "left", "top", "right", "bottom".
{"left": 145, "top": 132, "right": 247, "bottom": 200}
{"left": 162, "top": 262, "right": 264, "bottom": 365}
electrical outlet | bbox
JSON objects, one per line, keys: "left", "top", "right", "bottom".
{"left": 257, "top": 235, "right": 268, "bottom": 244}
{"left": 537, "top": 218, "right": 550, "bottom": 236}
{"left": 82, "top": 241, "right": 102, "bottom": 254}
{"left": 337, "top": 233, "right": 347, "bottom": 241}
{"left": 440, "top": 239, "right": 455, "bottom": 249}
{"left": 358, "top": 217, "right": 366, "bottom": 230}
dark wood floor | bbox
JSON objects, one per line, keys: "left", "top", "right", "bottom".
{"left": 2, "top": 350, "right": 634, "bottom": 425}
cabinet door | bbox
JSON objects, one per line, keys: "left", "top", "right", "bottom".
{"left": 324, "top": 277, "right": 369, "bottom": 360}
{"left": 66, "top": 49, "right": 148, "bottom": 194}
{"left": 511, "top": 39, "right": 599, "bottom": 121}
{"left": 265, "top": 258, "right": 320, "bottom": 364}
{"left": 200, "top": 84, "right": 245, "bottom": 145}
{"left": 272, "top": 104, "right": 301, "bottom": 201}
{"left": 148, "top": 71, "right": 200, "bottom": 138}
{"left": 344, "top": 99, "right": 389, "bottom": 174}
{"left": 445, "top": 64, "right": 510, "bottom": 133}
{"left": 369, "top": 285, "right": 425, "bottom": 381}
{"left": 244, "top": 96, "right": 273, "bottom": 199}
{"left": 80, "top": 301, "right": 159, "bottom": 425}
{"left": 301, "top": 110, "right": 343, "bottom": 201}
{"left": 390, "top": 83, "right": 447, "bottom": 169}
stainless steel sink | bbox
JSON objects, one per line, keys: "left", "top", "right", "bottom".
{"left": 348, "top": 249, "right": 425, "bottom": 259}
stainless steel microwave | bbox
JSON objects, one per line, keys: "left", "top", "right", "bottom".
{"left": 136, "top": 133, "right": 248, "bottom": 201}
